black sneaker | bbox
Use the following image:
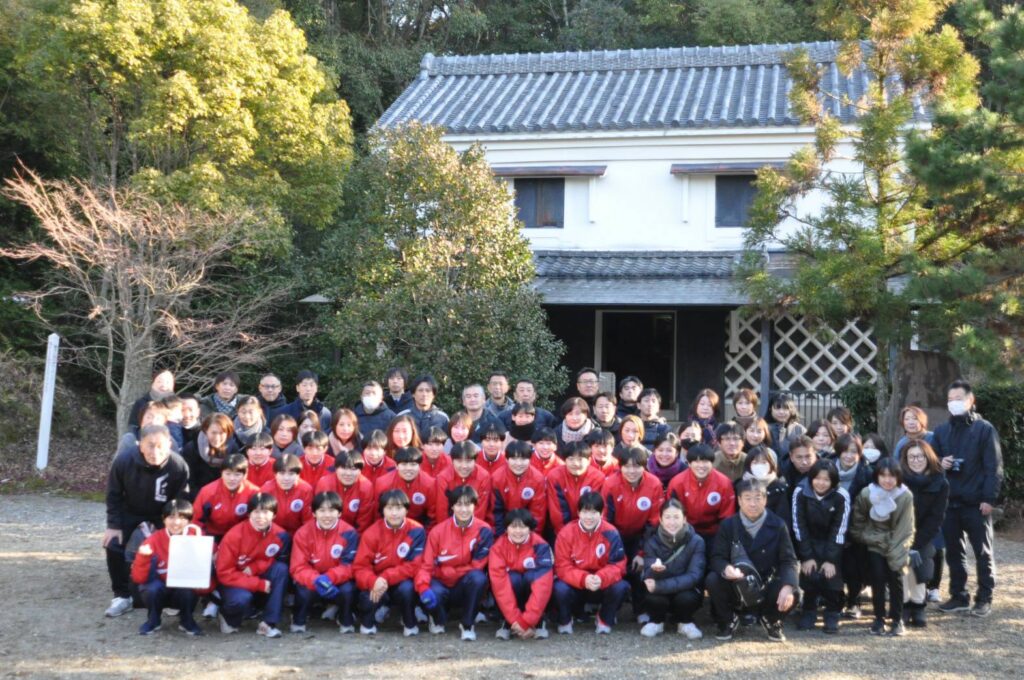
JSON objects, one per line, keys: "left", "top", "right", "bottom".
{"left": 760, "top": 617, "right": 786, "bottom": 642}
{"left": 823, "top": 611, "right": 840, "bottom": 634}
{"left": 888, "top": 620, "right": 906, "bottom": 637}
{"left": 869, "top": 618, "right": 886, "bottom": 635}
{"left": 907, "top": 604, "right": 927, "bottom": 628}
{"left": 178, "top": 621, "right": 205, "bottom": 637}
{"left": 970, "top": 601, "right": 992, "bottom": 618}
{"left": 939, "top": 595, "right": 971, "bottom": 613}
{"left": 715, "top": 616, "right": 739, "bottom": 641}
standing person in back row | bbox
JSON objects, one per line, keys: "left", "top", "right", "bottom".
{"left": 933, "top": 380, "right": 1003, "bottom": 618}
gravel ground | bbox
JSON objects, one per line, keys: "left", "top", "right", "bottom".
{"left": 1, "top": 493, "right": 1021, "bottom": 679}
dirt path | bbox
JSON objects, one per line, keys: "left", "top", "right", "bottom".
{"left": 1, "top": 493, "right": 1021, "bottom": 679}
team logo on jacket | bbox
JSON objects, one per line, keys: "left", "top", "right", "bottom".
{"left": 596, "top": 543, "right": 607, "bottom": 558}
{"left": 397, "top": 542, "right": 410, "bottom": 558}
{"left": 637, "top": 497, "right": 652, "bottom": 511}
{"left": 265, "top": 543, "right": 280, "bottom": 557}
{"left": 521, "top": 487, "right": 535, "bottom": 500}
{"left": 234, "top": 503, "right": 248, "bottom": 516}
{"left": 331, "top": 544, "right": 343, "bottom": 559}
{"left": 290, "top": 499, "right": 305, "bottom": 513}
{"left": 523, "top": 557, "right": 536, "bottom": 569}
{"left": 349, "top": 499, "right": 361, "bottom": 513}
{"left": 412, "top": 492, "right": 426, "bottom": 505}
{"left": 707, "top": 492, "right": 721, "bottom": 506}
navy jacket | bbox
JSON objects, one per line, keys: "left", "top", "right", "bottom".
{"left": 354, "top": 402, "right": 396, "bottom": 437}
{"left": 399, "top": 404, "right": 450, "bottom": 440}
{"left": 710, "top": 511, "right": 799, "bottom": 588}
{"left": 286, "top": 398, "right": 332, "bottom": 432}
{"left": 931, "top": 412, "right": 1003, "bottom": 506}
{"left": 258, "top": 395, "right": 290, "bottom": 425}
{"left": 385, "top": 391, "right": 413, "bottom": 415}
{"left": 904, "top": 472, "right": 950, "bottom": 552}
{"left": 641, "top": 525, "right": 706, "bottom": 594}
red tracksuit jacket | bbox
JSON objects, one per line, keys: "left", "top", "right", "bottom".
{"left": 353, "top": 518, "right": 426, "bottom": 589}
{"left": 476, "top": 450, "right": 508, "bottom": 476}
{"left": 260, "top": 479, "right": 314, "bottom": 534}
{"left": 215, "top": 519, "right": 290, "bottom": 592}
{"left": 421, "top": 453, "right": 452, "bottom": 479}
{"left": 246, "top": 459, "right": 275, "bottom": 489}
{"left": 414, "top": 516, "right": 494, "bottom": 592}
{"left": 554, "top": 519, "right": 626, "bottom": 589}
{"left": 435, "top": 465, "right": 493, "bottom": 523}
{"left": 299, "top": 453, "right": 335, "bottom": 488}
{"left": 130, "top": 525, "right": 210, "bottom": 592}
{"left": 314, "top": 474, "right": 377, "bottom": 533}
{"left": 546, "top": 466, "right": 607, "bottom": 533}
{"left": 491, "top": 465, "right": 548, "bottom": 534}
{"left": 667, "top": 468, "right": 736, "bottom": 537}
{"left": 289, "top": 517, "right": 359, "bottom": 590}
{"left": 488, "top": 532, "right": 554, "bottom": 629}
{"left": 601, "top": 470, "right": 664, "bottom": 539}
{"left": 374, "top": 471, "right": 438, "bottom": 528}
{"left": 194, "top": 478, "right": 261, "bottom": 538}
{"left": 594, "top": 457, "right": 620, "bottom": 476}
{"left": 531, "top": 453, "right": 564, "bottom": 477}
{"left": 361, "top": 457, "right": 396, "bottom": 487}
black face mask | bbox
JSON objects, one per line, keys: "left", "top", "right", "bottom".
{"left": 509, "top": 421, "right": 536, "bottom": 441}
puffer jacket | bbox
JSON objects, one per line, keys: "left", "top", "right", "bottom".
{"left": 640, "top": 525, "right": 705, "bottom": 595}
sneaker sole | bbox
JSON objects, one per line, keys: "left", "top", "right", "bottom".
{"left": 939, "top": 606, "right": 971, "bottom": 613}
{"left": 970, "top": 609, "right": 991, "bottom": 618}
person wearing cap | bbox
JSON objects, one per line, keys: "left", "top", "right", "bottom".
{"left": 374, "top": 447, "right": 438, "bottom": 528}
{"left": 547, "top": 441, "right": 607, "bottom": 534}
{"left": 552, "top": 491, "right": 628, "bottom": 634}
{"left": 706, "top": 479, "right": 799, "bottom": 642}
{"left": 398, "top": 374, "right": 449, "bottom": 440}
{"left": 415, "top": 485, "right": 494, "bottom": 641}
{"left": 437, "top": 441, "right": 493, "bottom": 523}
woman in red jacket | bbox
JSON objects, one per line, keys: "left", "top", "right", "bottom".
{"left": 353, "top": 489, "right": 426, "bottom": 636}
{"left": 260, "top": 454, "right": 313, "bottom": 534}
{"left": 130, "top": 499, "right": 206, "bottom": 636}
{"left": 314, "top": 450, "right": 376, "bottom": 533}
{"left": 553, "top": 491, "right": 629, "bottom": 634}
{"left": 193, "top": 454, "right": 260, "bottom": 541}
{"left": 415, "top": 485, "right": 494, "bottom": 640}
{"left": 490, "top": 509, "right": 553, "bottom": 640}
{"left": 290, "top": 492, "right": 359, "bottom": 633}
{"left": 667, "top": 443, "right": 736, "bottom": 556}
{"left": 215, "top": 492, "right": 292, "bottom": 638}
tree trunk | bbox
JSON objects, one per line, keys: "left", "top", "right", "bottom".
{"left": 876, "top": 345, "right": 909, "bottom": 447}
{"left": 117, "top": 344, "right": 154, "bottom": 437}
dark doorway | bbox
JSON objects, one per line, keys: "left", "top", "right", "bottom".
{"left": 601, "top": 311, "right": 676, "bottom": 404}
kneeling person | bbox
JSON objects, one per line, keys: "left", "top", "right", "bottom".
{"left": 553, "top": 491, "right": 628, "bottom": 634}
{"left": 415, "top": 486, "right": 494, "bottom": 640}
{"left": 707, "top": 479, "right": 799, "bottom": 642}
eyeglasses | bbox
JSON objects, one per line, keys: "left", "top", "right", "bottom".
{"left": 578, "top": 379, "right": 599, "bottom": 386}
{"left": 260, "top": 383, "right": 281, "bottom": 390}
{"left": 906, "top": 454, "right": 927, "bottom": 461}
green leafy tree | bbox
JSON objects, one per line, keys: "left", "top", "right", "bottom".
{"left": 739, "top": 0, "right": 984, "bottom": 440}
{"left": 316, "top": 123, "right": 567, "bottom": 412}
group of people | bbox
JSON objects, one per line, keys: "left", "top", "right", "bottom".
{"left": 105, "top": 366, "right": 1003, "bottom": 644}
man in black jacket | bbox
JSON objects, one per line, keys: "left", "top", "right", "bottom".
{"left": 103, "top": 424, "right": 191, "bottom": 618}
{"left": 933, "top": 380, "right": 1004, "bottom": 618}
{"left": 706, "top": 479, "right": 800, "bottom": 642}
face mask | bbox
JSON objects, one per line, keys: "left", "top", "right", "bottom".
{"left": 750, "top": 463, "right": 771, "bottom": 479}
{"left": 362, "top": 396, "right": 381, "bottom": 412}
{"left": 948, "top": 400, "right": 968, "bottom": 417}
{"left": 862, "top": 448, "right": 881, "bottom": 464}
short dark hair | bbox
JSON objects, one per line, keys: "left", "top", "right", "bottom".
{"left": 214, "top": 370, "right": 240, "bottom": 387}
{"left": 505, "top": 440, "right": 534, "bottom": 460}
{"left": 735, "top": 479, "right": 766, "bottom": 498}
{"left": 744, "top": 445, "right": 778, "bottom": 474}
{"left": 638, "top": 387, "right": 661, "bottom": 403}
{"left": 425, "top": 426, "right": 448, "bottom": 444}
{"left": 488, "top": 371, "right": 508, "bottom": 382}
{"left": 826, "top": 406, "right": 853, "bottom": 428}
{"left": 274, "top": 454, "right": 302, "bottom": 474}
{"left": 576, "top": 367, "right": 599, "bottom": 381}
{"left": 295, "top": 369, "right": 319, "bottom": 384}
{"left": 560, "top": 396, "right": 590, "bottom": 417}
{"left": 446, "top": 484, "right": 479, "bottom": 509}
{"left": 809, "top": 459, "right": 839, "bottom": 489}
{"left": 616, "top": 445, "right": 649, "bottom": 467}
{"left": 301, "top": 430, "right": 329, "bottom": 448}
{"left": 250, "top": 432, "right": 273, "bottom": 449}
{"left": 618, "top": 375, "right": 642, "bottom": 390}
{"left": 564, "top": 440, "right": 592, "bottom": 460}
{"left": 504, "top": 508, "right": 537, "bottom": 531}
{"left": 385, "top": 367, "right": 408, "bottom": 383}
{"left": 378, "top": 488, "right": 410, "bottom": 511}
{"left": 653, "top": 431, "right": 681, "bottom": 452}
{"left": 873, "top": 457, "right": 903, "bottom": 485}
{"left": 479, "top": 420, "right": 507, "bottom": 439}
{"left": 947, "top": 378, "right": 972, "bottom": 394}
{"left": 313, "top": 491, "right": 343, "bottom": 512}
{"left": 363, "top": 430, "right": 388, "bottom": 450}
{"left": 162, "top": 499, "right": 194, "bottom": 520}
{"left": 594, "top": 391, "right": 617, "bottom": 405}
{"left": 410, "top": 374, "right": 438, "bottom": 395}
{"left": 686, "top": 443, "right": 716, "bottom": 463}
{"left": 334, "top": 450, "right": 363, "bottom": 470}
{"left": 449, "top": 441, "right": 477, "bottom": 460}
{"left": 531, "top": 427, "right": 558, "bottom": 444}
{"left": 393, "top": 446, "right": 423, "bottom": 464}
{"left": 224, "top": 453, "right": 249, "bottom": 473}
{"left": 577, "top": 491, "right": 604, "bottom": 513}
{"left": 659, "top": 498, "right": 685, "bottom": 518}
{"left": 248, "top": 492, "right": 278, "bottom": 514}
{"left": 585, "top": 428, "right": 615, "bottom": 446}
{"left": 788, "top": 435, "right": 815, "bottom": 455}
{"left": 511, "top": 401, "right": 536, "bottom": 416}
{"left": 715, "top": 422, "right": 745, "bottom": 440}
{"left": 836, "top": 433, "right": 863, "bottom": 456}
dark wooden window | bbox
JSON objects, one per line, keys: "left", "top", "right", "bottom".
{"left": 514, "top": 178, "right": 564, "bottom": 228}
{"left": 715, "top": 174, "right": 758, "bottom": 228}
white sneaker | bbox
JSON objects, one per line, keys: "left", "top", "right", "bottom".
{"left": 534, "top": 621, "right": 549, "bottom": 639}
{"left": 427, "top": 616, "right": 445, "bottom": 635}
{"left": 289, "top": 623, "right": 307, "bottom": 634}
{"left": 927, "top": 589, "right": 941, "bottom": 603}
{"left": 202, "top": 602, "right": 219, "bottom": 619}
{"left": 257, "top": 621, "right": 282, "bottom": 638}
{"left": 460, "top": 624, "right": 476, "bottom": 641}
{"left": 414, "top": 606, "right": 429, "bottom": 623}
{"left": 105, "top": 596, "right": 133, "bottom": 618}
{"left": 321, "top": 605, "right": 339, "bottom": 620}
{"left": 374, "top": 605, "right": 390, "bottom": 625}
{"left": 218, "top": 613, "right": 238, "bottom": 635}
{"left": 637, "top": 613, "right": 651, "bottom": 625}
{"left": 339, "top": 624, "right": 355, "bottom": 634}
{"left": 640, "top": 622, "right": 664, "bottom": 637}
{"left": 595, "top": 616, "right": 612, "bottom": 634}
{"left": 678, "top": 622, "right": 703, "bottom": 640}
{"left": 403, "top": 625, "right": 420, "bottom": 637}
{"left": 495, "top": 625, "right": 511, "bottom": 641}
{"left": 359, "top": 625, "right": 377, "bottom": 635}
{"left": 557, "top": 622, "right": 573, "bottom": 635}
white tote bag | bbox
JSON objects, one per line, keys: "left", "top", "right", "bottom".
{"left": 166, "top": 524, "right": 214, "bottom": 589}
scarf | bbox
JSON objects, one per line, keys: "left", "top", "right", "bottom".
{"left": 329, "top": 432, "right": 359, "bottom": 454}
{"left": 657, "top": 523, "right": 686, "bottom": 548}
{"left": 509, "top": 421, "right": 536, "bottom": 442}
{"left": 740, "top": 510, "right": 767, "bottom": 538}
{"left": 233, "top": 416, "right": 265, "bottom": 447}
{"left": 560, "top": 418, "right": 594, "bottom": 444}
{"left": 868, "top": 483, "right": 908, "bottom": 521}
{"left": 197, "top": 432, "right": 228, "bottom": 468}
{"left": 837, "top": 462, "right": 858, "bottom": 491}
{"left": 647, "top": 455, "right": 685, "bottom": 487}
{"left": 733, "top": 414, "right": 756, "bottom": 431}
{"left": 212, "top": 393, "right": 238, "bottom": 416}
{"left": 691, "top": 416, "right": 718, "bottom": 446}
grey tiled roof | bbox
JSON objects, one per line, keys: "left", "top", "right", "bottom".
{"left": 532, "top": 250, "right": 747, "bottom": 305}
{"left": 379, "top": 41, "right": 928, "bottom": 134}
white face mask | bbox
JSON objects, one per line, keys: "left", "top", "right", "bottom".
{"left": 862, "top": 448, "right": 881, "bottom": 464}
{"left": 948, "top": 400, "right": 968, "bottom": 417}
{"left": 750, "top": 463, "right": 771, "bottom": 479}
{"left": 362, "top": 396, "right": 381, "bottom": 412}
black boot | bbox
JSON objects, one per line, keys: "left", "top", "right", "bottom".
{"left": 908, "top": 602, "right": 927, "bottom": 628}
